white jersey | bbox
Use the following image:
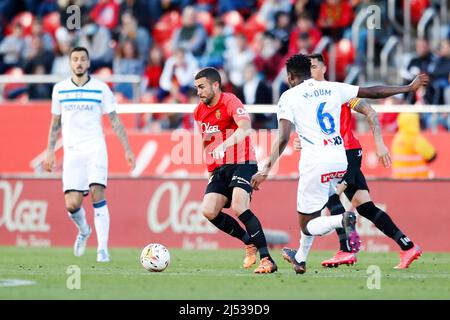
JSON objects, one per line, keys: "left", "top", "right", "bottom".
{"left": 51, "top": 76, "right": 117, "bottom": 147}
{"left": 277, "top": 79, "right": 359, "bottom": 167}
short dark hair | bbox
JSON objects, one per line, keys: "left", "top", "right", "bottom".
{"left": 195, "top": 67, "right": 221, "bottom": 86}
{"left": 69, "top": 47, "right": 90, "bottom": 59}
{"left": 286, "top": 54, "right": 311, "bottom": 78}
{"left": 308, "top": 53, "right": 325, "bottom": 63}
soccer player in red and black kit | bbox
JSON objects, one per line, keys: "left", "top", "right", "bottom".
{"left": 303, "top": 54, "right": 422, "bottom": 269}
{"left": 193, "top": 67, "right": 277, "bottom": 274}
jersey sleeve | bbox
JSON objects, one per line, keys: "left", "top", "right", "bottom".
{"left": 335, "top": 82, "right": 360, "bottom": 105}
{"left": 51, "top": 84, "right": 61, "bottom": 115}
{"left": 102, "top": 84, "right": 117, "bottom": 114}
{"left": 227, "top": 95, "right": 251, "bottom": 123}
{"left": 276, "top": 93, "right": 294, "bottom": 123}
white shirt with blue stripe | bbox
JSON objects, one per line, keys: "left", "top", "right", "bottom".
{"left": 51, "top": 77, "right": 117, "bottom": 147}
{"left": 277, "top": 79, "right": 359, "bottom": 167}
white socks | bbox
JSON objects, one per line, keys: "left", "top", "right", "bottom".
{"left": 295, "top": 231, "right": 314, "bottom": 263}
{"left": 306, "top": 215, "right": 343, "bottom": 236}
{"left": 93, "top": 200, "right": 110, "bottom": 252}
{"left": 68, "top": 207, "right": 89, "bottom": 235}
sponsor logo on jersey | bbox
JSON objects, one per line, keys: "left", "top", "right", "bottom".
{"left": 323, "top": 135, "right": 343, "bottom": 146}
{"left": 201, "top": 122, "right": 220, "bottom": 134}
{"left": 321, "top": 170, "right": 346, "bottom": 183}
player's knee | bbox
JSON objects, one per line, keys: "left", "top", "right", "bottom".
{"left": 301, "top": 225, "right": 311, "bottom": 235}
{"left": 89, "top": 185, "right": 105, "bottom": 202}
{"left": 230, "top": 201, "right": 248, "bottom": 216}
{"left": 201, "top": 204, "right": 219, "bottom": 221}
{"left": 65, "top": 200, "right": 81, "bottom": 213}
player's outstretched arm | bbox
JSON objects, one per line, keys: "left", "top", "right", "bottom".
{"left": 43, "top": 114, "right": 61, "bottom": 172}
{"left": 352, "top": 99, "right": 391, "bottom": 167}
{"left": 251, "top": 119, "right": 292, "bottom": 190}
{"left": 357, "top": 73, "right": 429, "bottom": 99}
{"left": 108, "top": 111, "right": 136, "bottom": 170}
{"left": 210, "top": 119, "right": 252, "bottom": 159}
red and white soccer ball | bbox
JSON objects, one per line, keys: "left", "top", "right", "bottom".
{"left": 140, "top": 243, "right": 171, "bottom": 272}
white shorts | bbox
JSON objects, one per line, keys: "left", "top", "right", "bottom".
{"left": 63, "top": 139, "right": 108, "bottom": 193}
{"left": 297, "top": 161, "right": 347, "bottom": 214}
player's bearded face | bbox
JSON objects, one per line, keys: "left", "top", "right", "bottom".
{"left": 195, "top": 78, "right": 216, "bottom": 105}
{"left": 70, "top": 52, "right": 90, "bottom": 77}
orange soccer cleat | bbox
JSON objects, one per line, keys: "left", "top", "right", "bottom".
{"left": 243, "top": 244, "right": 257, "bottom": 269}
{"left": 321, "top": 250, "right": 357, "bottom": 268}
{"left": 253, "top": 257, "right": 278, "bottom": 274}
{"left": 394, "top": 245, "right": 422, "bottom": 269}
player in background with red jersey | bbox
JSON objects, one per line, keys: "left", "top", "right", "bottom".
{"left": 193, "top": 67, "right": 277, "bottom": 274}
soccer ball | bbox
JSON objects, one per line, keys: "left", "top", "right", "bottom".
{"left": 140, "top": 243, "right": 170, "bottom": 272}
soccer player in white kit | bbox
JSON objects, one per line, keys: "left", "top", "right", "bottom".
{"left": 43, "top": 47, "right": 136, "bottom": 262}
{"left": 251, "top": 54, "right": 429, "bottom": 273}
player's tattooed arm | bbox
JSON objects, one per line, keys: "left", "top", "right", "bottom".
{"left": 352, "top": 99, "right": 381, "bottom": 139}
{"left": 353, "top": 99, "right": 392, "bottom": 167}
{"left": 43, "top": 115, "right": 61, "bottom": 171}
{"left": 357, "top": 73, "right": 429, "bottom": 99}
{"left": 109, "top": 111, "right": 131, "bottom": 150}
{"left": 47, "top": 115, "right": 61, "bottom": 152}
{"left": 108, "top": 111, "right": 136, "bottom": 169}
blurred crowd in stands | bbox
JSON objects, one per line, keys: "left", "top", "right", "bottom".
{"left": 0, "top": 0, "right": 449, "bottom": 131}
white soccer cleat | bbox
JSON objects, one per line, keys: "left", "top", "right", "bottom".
{"left": 97, "top": 249, "right": 110, "bottom": 262}
{"left": 74, "top": 226, "right": 92, "bottom": 257}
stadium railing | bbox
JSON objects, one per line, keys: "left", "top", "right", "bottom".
{"left": 115, "top": 103, "right": 450, "bottom": 114}
{"left": 0, "top": 74, "right": 142, "bottom": 102}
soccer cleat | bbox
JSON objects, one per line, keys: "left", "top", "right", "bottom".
{"left": 321, "top": 250, "right": 357, "bottom": 268}
{"left": 243, "top": 244, "right": 257, "bottom": 269}
{"left": 394, "top": 245, "right": 422, "bottom": 269}
{"left": 342, "top": 212, "right": 361, "bottom": 253}
{"left": 97, "top": 249, "right": 110, "bottom": 262}
{"left": 281, "top": 247, "right": 306, "bottom": 274}
{"left": 253, "top": 257, "right": 278, "bottom": 274}
{"left": 74, "top": 226, "right": 92, "bottom": 257}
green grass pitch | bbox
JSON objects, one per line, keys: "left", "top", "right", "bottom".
{"left": 1, "top": 246, "right": 449, "bottom": 300}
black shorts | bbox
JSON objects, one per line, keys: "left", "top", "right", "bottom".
{"left": 343, "top": 148, "right": 369, "bottom": 201}
{"left": 205, "top": 163, "right": 257, "bottom": 208}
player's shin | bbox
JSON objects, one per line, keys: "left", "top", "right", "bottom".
{"left": 295, "top": 231, "right": 314, "bottom": 263}
{"left": 238, "top": 209, "right": 271, "bottom": 260}
{"left": 357, "top": 202, "right": 414, "bottom": 250}
{"left": 68, "top": 207, "right": 90, "bottom": 235}
{"left": 93, "top": 200, "right": 110, "bottom": 252}
{"left": 326, "top": 194, "right": 351, "bottom": 252}
{"left": 210, "top": 212, "right": 251, "bottom": 244}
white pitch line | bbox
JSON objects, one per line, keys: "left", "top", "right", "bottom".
{"left": 0, "top": 279, "right": 37, "bottom": 287}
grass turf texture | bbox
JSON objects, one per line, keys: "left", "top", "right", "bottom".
{"left": 1, "top": 246, "right": 449, "bottom": 300}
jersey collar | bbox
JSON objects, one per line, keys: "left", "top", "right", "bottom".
{"left": 71, "top": 75, "right": 91, "bottom": 87}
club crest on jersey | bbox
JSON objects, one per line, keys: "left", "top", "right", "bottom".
{"left": 215, "top": 109, "right": 221, "bottom": 120}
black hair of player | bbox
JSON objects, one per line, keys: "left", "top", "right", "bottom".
{"left": 195, "top": 67, "right": 222, "bottom": 86}
{"left": 308, "top": 53, "right": 325, "bottom": 63}
{"left": 286, "top": 54, "right": 312, "bottom": 79}
{"left": 70, "top": 47, "right": 90, "bottom": 59}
